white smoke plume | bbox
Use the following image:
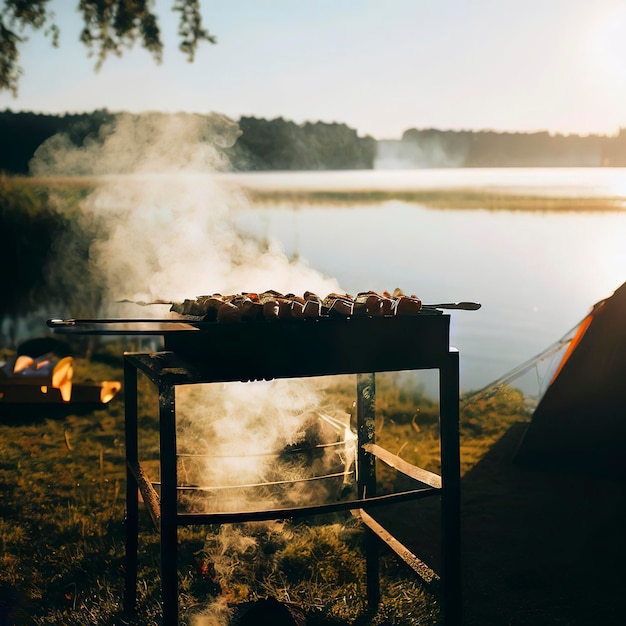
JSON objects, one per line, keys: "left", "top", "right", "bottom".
{"left": 31, "top": 112, "right": 341, "bottom": 305}
{"left": 177, "top": 377, "right": 355, "bottom": 515}
{"left": 31, "top": 113, "right": 356, "bottom": 623}
{"left": 31, "top": 109, "right": 353, "bottom": 500}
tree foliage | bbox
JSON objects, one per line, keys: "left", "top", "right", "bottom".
{"left": 0, "top": 110, "right": 378, "bottom": 174}
{"left": 230, "top": 116, "right": 377, "bottom": 171}
{"left": 0, "top": 178, "right": 105, "bottom": 331}
{"left": 0, "top": 108, "right": 116, "bottom": 174}
{"left": 400, "top": 127, "right": 616, "bottom": 167}
{"left": 0, "top": 179, "right": 61, "bottom": 316}
{"left": 0, "top": 0, "right": 216, "bottom": 94}
{"left": 5, "top": 109, "right": 626, "bottom": 174}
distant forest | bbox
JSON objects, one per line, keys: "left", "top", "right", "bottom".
{"left": 394, "top": 127, "right": 626, "bottom": 168}
{"left": 2, "top": 109, "right": 626, "bottom": 174}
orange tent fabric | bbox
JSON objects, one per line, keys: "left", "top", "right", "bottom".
{"left": 515, "top": 282, "right": 626, "bottom": 476}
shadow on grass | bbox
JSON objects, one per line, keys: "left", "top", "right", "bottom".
{"left": 0, "top": 403, "right": 111, "bottom": 425}
{"left": 376, "top": 422, "right": 626, "bottom": 626}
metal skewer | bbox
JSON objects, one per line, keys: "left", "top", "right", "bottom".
{"left": 47, "top": 303, "right": 481, "bottom": 328}
{"left": 423, "top": 302, "right": 481, "bottom": 310}
{"left": 114, "top": 299, "right": 482, "bottom": 311}
{"left": 47, "top": 318, "right": 187, "bottom": 326}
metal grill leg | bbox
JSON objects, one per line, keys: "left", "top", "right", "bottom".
{"left": 439, "top": 351, "right": 462, "bottom": 626}
{"left": 123, "top": 359, "right": 138, "bottom": 615}
{"left": 357, "top": 373, "right": 379, "bottom": 608}
{"left": 159, "top": 382, "right": 178, "bottom": 626}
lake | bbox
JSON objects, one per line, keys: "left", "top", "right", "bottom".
{"left": 227, "top": 168, "right": 626, "bottom": 392}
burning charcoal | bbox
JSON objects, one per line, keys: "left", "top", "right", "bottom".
{"left": 303, "top": 290, "right": 320, "bottom": 301}
{"left": 216, "top": 301, "right": 242, "bottom": 323}
{"left": 395, "top": 295, "right": 423, "bottom": 315}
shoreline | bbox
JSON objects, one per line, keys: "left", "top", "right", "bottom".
{"left": 5, "top": 174, "right": 626, "bottom": 212}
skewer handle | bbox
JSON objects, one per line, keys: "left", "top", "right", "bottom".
{"left": 424, "top": 302, "right": 481, "bottom": 310}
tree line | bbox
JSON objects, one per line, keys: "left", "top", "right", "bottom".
{"left": 0, "top": 110, "right": 377, "bottom": 175}
{"left": 3, "top": 109, "right": 626, "bottom": 174}
{"left": 400, "top": 127, "right": 626, "bottom": 167}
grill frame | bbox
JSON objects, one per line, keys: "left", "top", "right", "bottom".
{"left": 52, "top": 313, "right": 462, "bottom": 625}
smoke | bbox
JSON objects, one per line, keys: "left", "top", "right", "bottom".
{"left": 374, "top": 137, "right": 468, "bottom": 169}
{"left": 31, "top": 112, "right": 355, "bottom": 623}
{"left": 177, "top": 378, "right": 356, "bottom": 514}
{"left": 31, "top": 112, "right": 341, "bottom": 305}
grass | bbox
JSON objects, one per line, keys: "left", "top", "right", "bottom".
{"left": 8, "top": 174, "right": 626, "bottom": 212}
{"left": 1, "top": 345, "right": 624, "bottom": 625}
{"left": 0, "top": 351, "right": 444, "bottom": 625}
{"left": 241, "top": 188, "right": 626, "bottom": 212}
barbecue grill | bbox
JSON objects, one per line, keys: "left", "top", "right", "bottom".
{"left": 48, "top": 298, "right": 469, "bottom": 626}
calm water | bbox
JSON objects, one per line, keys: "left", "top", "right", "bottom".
{"left": 228, "top": 167, "right": 626, "bottom": 198}
{"left": 231, "top": 168, "right": 626, "bottom": 391}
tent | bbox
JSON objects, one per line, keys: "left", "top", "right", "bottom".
{"left": 514, "top": 282, "right": 626, "bottom": 477}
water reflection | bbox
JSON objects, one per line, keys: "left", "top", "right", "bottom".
{"left": 226, "top": 167, "right": 626, "bottom": 198}
{"left": 234, "top": 200, "right": 626, "bottom": 391}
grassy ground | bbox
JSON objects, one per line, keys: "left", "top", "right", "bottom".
{"left": 237, "top": 188, "right": 626, "bottom": 212}
{"left": 1, "top": 346, "right": 624, "bottom": 625}
{"left": 9, "top": 175, "right": 626, "bottom": 212}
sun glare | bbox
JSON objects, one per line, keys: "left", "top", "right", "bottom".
{"left": 589, "top": 5, "right": 626, "bottom": 86}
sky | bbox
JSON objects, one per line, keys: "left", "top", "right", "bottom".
{"left": 2, "top": 0, "right": 626, "bottom": 140}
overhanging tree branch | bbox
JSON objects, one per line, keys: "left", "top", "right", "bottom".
{"left": 174, "top": 0, "right": 215, "bottom": 60}
{"left": 78, "top": 0, "right": 164, "bottom": 68}
{"left": 0, "top": 0, "right": 58, "bottom": 95}
{"left": 0, "top": 0, "right": 216, "bottom": 94}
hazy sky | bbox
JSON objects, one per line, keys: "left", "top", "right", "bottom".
{"left": 2, "top": 0, "right": 626, "bottom": 139}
